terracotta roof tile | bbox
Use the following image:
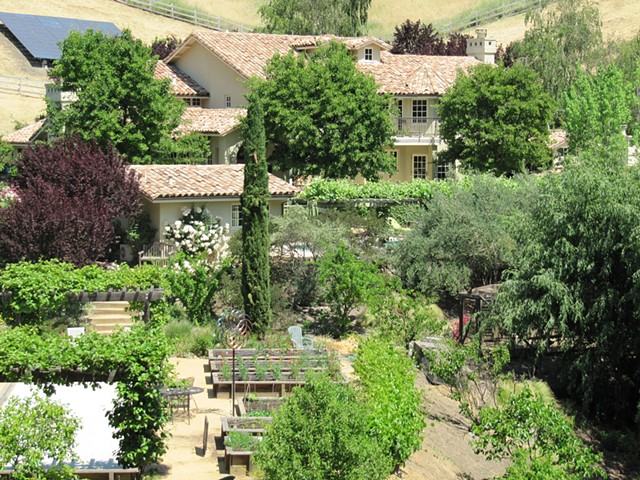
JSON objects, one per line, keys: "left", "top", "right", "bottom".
{"left": 154, "top": 60, "right": 209, "bottom": 96}
{"left": 358, "top": 52, "right": 480, "bottom": 95}
{"left": 130, "top": 164, "right": 299, "bottom": 200}
{"left": 2, "top": 119, "right": 46, "bottom": 144}
{"left": 177, "top": 107, "right": 246, "bottom": 135}
{"left": 173, "top": 31, "right": 478, "bottom": 95}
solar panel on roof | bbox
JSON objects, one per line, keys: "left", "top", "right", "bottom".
{"left": 0, "top": 12, "right": 120, "bottom": 61}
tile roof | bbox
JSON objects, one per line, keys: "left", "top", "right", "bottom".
{"left": 177, "top": 107, "right": 246, "bottom": 135}
{"left": 172, "top": 31, "right": 479, "bottom": 95}
{"left": 2, "top": 119, "right": 46, "bottom": 144}
{"left": 130, "top": 164, "right": 299, "bottom": 200}
{"left": 154, "top": 60, "right": 209, "bottom": 96}
{"left": 358, "top": 52, "right": 479, "bottom": 95}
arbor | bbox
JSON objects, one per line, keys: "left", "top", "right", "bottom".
{"left": 391, "top": 20, "right": 468, "bottom": 56}
{"left": 510, "top": 0, "right": 604, "bottom": 103}
{"left": 252, "top": 41, "right": 396, "bottom": 180}
{"left": 0, "top": 136, "right": 141, "bottom": 266}
{"left": 253, "top": 373, "right": 391, "bottom": 480}
{"left": 241, "top": 93, "right": 271, "bottom": 332}
{"left": 492, "top": 161, "right": 640, "bottom": 424}
{"left": 438, "top": 63, "right": 555, "bottom": 175}
{"left": 564, "top": 64, "right": 634, "bottom": 160}
{"left": 0, "top": 392, "right": 80, "bottom": 479}
{"left": 48, "top": 29, "right": 185, "bottom": 164}
{"left": 259, "top": 0, "right": 371, "bottom": 36}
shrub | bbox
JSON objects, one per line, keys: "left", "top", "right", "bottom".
{"left": 0, "top": 136, "right": 141, "bottom": 266}
{"left": 164, "top": 205, "right": 228, "bottom": 259}
{"left": 354, "top": 337, "right": 425, "bottom": 470}
{"left": 317, "top": 243, "right": 383, "bottom": 336}
{"left": 254, "top": 373, "right": 391, "bottom": 480}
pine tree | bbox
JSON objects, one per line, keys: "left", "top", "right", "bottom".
{"left": 241, "top": 93, "right": 272, "bottom": 332}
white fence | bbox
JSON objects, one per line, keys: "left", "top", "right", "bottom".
{"left": 435, "top": 0, "right": 549, "bottom": 33}
{"left": 114, "top": 0, "right": 253, "bottom": 32}
{"left": 0, "top": 75, "right": 46, "bottom": 98}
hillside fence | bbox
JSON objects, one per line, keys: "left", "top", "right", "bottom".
{"left": 114, "top": 0, "right": 253, "bottom": 32}
{"left": 0, "top": 75, "right": 46, "bottom": 98}
{"left": 435, "top": 0, "right": 550, "bottom": 34}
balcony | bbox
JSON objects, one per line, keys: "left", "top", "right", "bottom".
{"left": 393, "top": 117, "right": 440, "bottom": 145}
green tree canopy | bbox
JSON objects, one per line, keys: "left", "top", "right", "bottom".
{"left": 438, "top": 63, "right": 555, "bottom": 175}
{"left": 48, "top": 29, "right": 185, "bottom": 164}
{"left": 564, "top": 63, "right": 635, "bottom": 160}
{"left": 259, "top": 0, "right": 371, "bottom": 36}
{"left": 251, "top": 41, "right": 396, "bottom": 180}
{"left": 0, "top": 392, "right": 80, "bottom": 480}
{"left": 492, "top": 160, "right": 640, "bottom": 424}
{"left": 253, "top": 373, "right": 391, "bottom": 480}
{"left": 511, "top": 0, "right": 604, "bottom": 104}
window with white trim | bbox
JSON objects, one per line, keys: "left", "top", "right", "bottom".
{"left": 435, "top": 163, "right": 450, "bottom": 180}
{"left": 232, "top": 205, "right": 242, "bottom": 227}
{"left": 412, "top": 99, "right": 428, "bottom": 123}
{"left": 364, "top": 48, "right": 373, "bottom": 61}
{"left": 413, "top": 155, "right": 427, "bottom": 179}
{"left": 225, "top": 95, "right": 232, "bottom": 108}
{"left": 184, "top": 97, "right": 202, "bottom": 106}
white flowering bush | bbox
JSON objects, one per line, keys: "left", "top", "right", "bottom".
{"left": 0, "top": 184, "right": 19, "bottom": 208}
{"left": 164, "top": 205, "right": 230, "bottom": 259}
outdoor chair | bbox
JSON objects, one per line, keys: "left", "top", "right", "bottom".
{"left": 288, "top": 325, "right": 314, "bottom": 350}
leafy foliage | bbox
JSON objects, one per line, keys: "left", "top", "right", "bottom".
{"left": 254, "top": 373, "right": 391, "bottom": 480}
{"left": 150, "top": 35, "right": 180, "bottom": 59}
{"left": 0, "top": 136, "right": 141, "bottom": 266}
{"left": 354, "top": 337, "right": 425, "bottom": 470}
{"left": 0, "top": 260, "right": 166, "bottom": 326}
{"left": 472, "top": 387, "right": 606, "bottom": 479}
{"left": 297, "top": 178, "right": 451, "bottom": 203}
{"left": 391, "top": 20, "right": 469, "bottom": 55}
{"left": 48, "top": 29, "right": 184, "bottom": 164}
{"left": 252, "top": 41, "right": 395, "bottom": 180}
{"left": 241, "top": 93, "right": 271, "bottom": 333}
{"left": 259, "top": 0, "right": 371, "bottom": 36}
{"left": 510, "top": 0, "right": 604, "bottom": 103}
{"left": 317, "top": 243, "right": 382, "bottom": 335}
{"left": 0, "top": 139, "right": 13, "bottom": 175}
{"left": 438, "top": 63, "right": 555, "bottom": 175}
{"left": 372, "top": 285, "right": 443, "bottom": 349}
{"left": 0, "top": 392, "right": 80, "bottom": 480}
{"left": 564, "top": 63, "right": 635, "bottom": 160}
{"left": 0, "top": 325, "right": 173, "bottom": 469}
{"left": 164, "top": 205, "right": 228, "bottom": 258}
{"left": 492, "top": 161, "right": 640, "bottom": 424}
{"left": 395, "top": 174, "right": 536, "bottom": 301}
{"left": 164, "top": 132, "right": 212, "bottom": 165}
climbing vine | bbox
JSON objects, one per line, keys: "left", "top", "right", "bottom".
{"left": 0, "top": 324, "right": 173, "bottom": 469}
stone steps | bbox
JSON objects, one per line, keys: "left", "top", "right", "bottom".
{"left": 86, "top": 301, "right": 136, "bottom": 335}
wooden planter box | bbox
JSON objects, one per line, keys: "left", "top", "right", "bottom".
{"left": 208, "top": 347, "right": 325, "bottom": 362}
{"left": 210, "top": 356, "right": 330, "bottom": 373}
{"left": 211, "top": 372, "right": 306, "bottom": 398}
{"left": 221, "top": 416, "right": 272, "bottom": 436}
{"left": 224, "top": 445, "right": 255, "bottom": 476}
{"left": 237, "top": 397, "right": 285, "bottom": 417}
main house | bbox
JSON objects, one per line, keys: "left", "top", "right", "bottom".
{"left": 154, "top": 28, "right": 496, "bottom": 181}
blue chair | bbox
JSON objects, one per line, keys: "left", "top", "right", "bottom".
{"left": 287, "top": 325, "right": 314, "bottom": 350}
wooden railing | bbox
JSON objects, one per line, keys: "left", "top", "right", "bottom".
{"left": 0, "top": 75, "right": 46, "bottom": 98}
{"left": 114, "top": 0, "right": 253, "bottom": 32}
{"left": 138, "top": 241, "right": 178, "bottom": 266}
{"left": 435, "top": 0, "right": 550, "bottom": 33}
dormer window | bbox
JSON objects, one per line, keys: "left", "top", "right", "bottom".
{"left": 364, "top": 48, "right": 373, "bottom": 61}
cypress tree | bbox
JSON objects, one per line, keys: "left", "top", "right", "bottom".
{"left": 241, "top": 93, "right": 271, "bottom": 332}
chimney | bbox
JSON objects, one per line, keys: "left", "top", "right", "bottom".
{"left": 466, "top": 29, "right": 496, "bottom": 64}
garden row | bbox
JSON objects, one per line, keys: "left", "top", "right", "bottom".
{"left": 208, "top": 348, "right": 341, "bottom": 398}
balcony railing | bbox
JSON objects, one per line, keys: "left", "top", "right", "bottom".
{"left": 394, "top": 117, "right": 439, "bottom": 138}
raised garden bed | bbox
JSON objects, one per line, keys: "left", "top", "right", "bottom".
{"left": 237, "top": 396, "right": 285, "bottom": 417}
{"left": 223, "top": 430, "right": 262, "bottom": 476}
{"left": 211, "top": 372, "right": 307, "bottom": 398}
{"left": 221, "top": 415, "right": 272, "bottom": 436}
